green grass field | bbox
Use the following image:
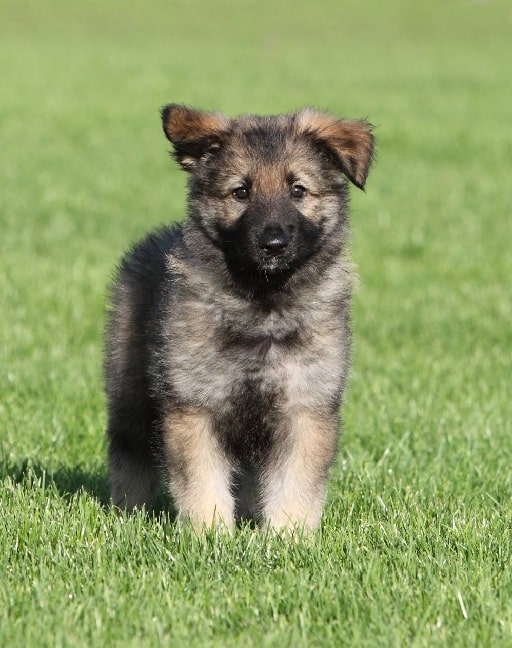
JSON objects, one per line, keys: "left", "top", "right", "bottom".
{"left": 1, "top": 0, "right": 511, "bottom": 645}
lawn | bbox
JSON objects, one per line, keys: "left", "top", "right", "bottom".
{"left": 1, "top": 0, "right": 511, "bottom": 646}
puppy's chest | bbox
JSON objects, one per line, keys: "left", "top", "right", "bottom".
{"left": 221, "top": 305, "right": 301, "bottom": 356}
{"left": 168, "top": 296, "right": 344, "bottom": 410}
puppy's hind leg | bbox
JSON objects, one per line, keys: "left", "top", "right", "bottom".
{"left": 108, "top": 415, "right": 160, "bottom": 513}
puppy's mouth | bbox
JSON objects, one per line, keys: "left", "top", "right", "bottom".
{"left": 258, "top": 251, "right": 292, "bottom": 275}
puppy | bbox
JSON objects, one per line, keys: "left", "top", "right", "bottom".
{"left": 105, "top": 104, "right": 374, "bottom": 530}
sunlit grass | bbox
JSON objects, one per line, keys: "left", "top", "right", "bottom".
{"left": 1, "top": 1, "right": 511, "bottom": 645}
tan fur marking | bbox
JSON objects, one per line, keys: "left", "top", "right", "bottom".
{"left": 261, "top": 410, "right": 338, "bottom": 530}
{"left": 162, "top": 409, "right": 234, "bottom": 530}
{"left": 296, "top": 109, "right": 374, "bottom": 188}
{"left": 162, "top": 104, "right": 229, "bottom": 143}
{"left": 252, "top": 163, "right": 285, "bottom": 194}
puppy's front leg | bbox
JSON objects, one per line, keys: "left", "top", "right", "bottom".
{"left": 261, "top": 410, "right": 338, "bottom": 531}
{"left": 162, "top": 408, "right": 234, "bottom": 530}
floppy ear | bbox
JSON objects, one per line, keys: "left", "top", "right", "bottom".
{"left": 161, "top": 104, "right": 230, "bottom": 171}
{"left": 297, "top": 109, "right": 375, "bottom": 189}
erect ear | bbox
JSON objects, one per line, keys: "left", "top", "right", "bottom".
{"left": 297, "top": 109, "right": 375, "bottom": 189}
{"left": 161, "top": 104, "right": 230, "bottom": 171}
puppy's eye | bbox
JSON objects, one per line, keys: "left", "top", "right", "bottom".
{"left": 232, "top": 187, "right": 250, "bottom": 201}
{"left": 291, "top": 184, "right": 307, "bottom": 199}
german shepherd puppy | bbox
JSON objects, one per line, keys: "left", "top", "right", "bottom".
{"left": 105, "top": 104, "right": 374, "bottom": 531}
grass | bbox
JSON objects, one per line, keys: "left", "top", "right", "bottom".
{"left": 1, "top": 0, "right": 511, "bottom": 645}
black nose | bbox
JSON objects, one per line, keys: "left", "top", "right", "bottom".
{"left": 259, "top": 225, "right": 289, "bottom": 255}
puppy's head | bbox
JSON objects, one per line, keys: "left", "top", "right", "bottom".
{"left": 162, "top": 104, "right": 374, "bottom": 279}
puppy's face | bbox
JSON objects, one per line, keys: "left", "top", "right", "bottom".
{"left": 162, "top": 105, "right": 374, "bottom": 278}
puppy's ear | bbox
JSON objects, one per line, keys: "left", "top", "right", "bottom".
{"left": 297, "top": 109, "right": 375, "bottom": 189}
{"left": 161, "top": 104, "right": 230, "bottom": 171}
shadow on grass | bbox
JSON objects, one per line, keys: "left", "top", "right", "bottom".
{"left": 2, "top": 458, "right": 110, "bottom": 505}
{"left": 1, "top": 458, "right": 173, "bottom": 517}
